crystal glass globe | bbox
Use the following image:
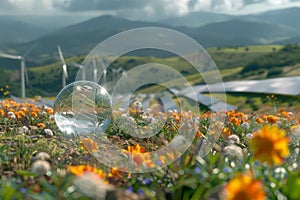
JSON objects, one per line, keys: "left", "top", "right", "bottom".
{"left": 54, "top": 81, "right": 112, "bottom": 137}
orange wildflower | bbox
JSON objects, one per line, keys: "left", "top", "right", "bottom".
{"left": 266, "top": 115, "right": 278, "bottom": 124}
{"left": 31, "top": 111, "right": 38, "bottom": 118}
{"left": 20, "top": 107, "right": 28, "bottom": 113}
{"left": 123, "top": 144, "right": 154, "bottom": 167}
{"left": 172, "top": 113, "right": 181, "bottom": 122}
{"left": 196, "top": 130, "right": 203, "bottom": 138}
{"left": 166, "top": 152, "right": 176, "bottom": 161}
{"left": 45, "top": 108, "right": 54, "bottom": 115}
{"left": 225, "top": 173, "right": 265, "bottom": 200}
{"left": 3, "top": 103, "right": 10, "bottom": 108}
{"left": 15, "top": 111, "right": 23, "bottom": 119}
{"left": 201, "top": 112, "right": 212, "bottom": 118}
{"left": 124, "top": 144, "right": 145, "bottom": 154}
{"left": 249, "top": 125, "right": 290, "bottom": 165}
{"left": 67, "top": 165, "right": 106, "bottom": 179}
{"left": 159, "top": 155, "right": 166, "bottom": 165}
{"left": 109, "top": 167, "right": 122, "bottom": 178}
{"left": 0, "top": 109, "right": 5, "bottom": 116}
{"left": 132, "top": 153, "right": 144, "bottom": 165}
{"left": 37, "top": 123, "right": 46, "bottom": 128}
{"left": 281, "top": 110, "right": 289, "bottom": 118}
{"left": 222, "top": 127, "right": 231, "bottom": 137}
{"left": 81, "top": 138, "right": 98, "bottom": 153}
{"left": 256, "top": 117, "right": 263, "bottom": 124}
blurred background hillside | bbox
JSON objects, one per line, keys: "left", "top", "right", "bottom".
{"left": 1, "top": 0, "right": 300, "bottom": 107}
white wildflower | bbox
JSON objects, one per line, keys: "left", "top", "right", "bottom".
{"left": 223, "top": 145, "right": 243, "bottom": 159}
{"left": 228, "top": 134, "right": 240, "bottom": 144}
{"left": 131, "top": 100, "right": 143, "bottom": 113}
{"left": 44, "top": 129, "right": 53, "bottom": 137}
{"left": 7, "top": 111, "right": 16, "bottom": 119}
{"left": 74, "top": 172, "right": 115, "bottom": 200}
{"left": 34, "top": 152, "right": 50, "bottom": 161}
{"left": 41, "top": 111, "right": 48, "bottom": 116}
{"left": 245, "top": 133, "right": 253, "bottom": 139}
{"left": 18, "top": 126, "right": 29, "bottom": 134}
{"left": 31, "top": 160, "right": 51, "bottom": 175}
{"left": 240, "top": 122, "right": 250, "bottom": 129}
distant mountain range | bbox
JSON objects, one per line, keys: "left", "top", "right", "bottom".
{"left": 1, "top": 7, "right": 300, "bottom": 66}
{"left": 161, "top": 11, "right": 234, "bottom": 27}
{"left": 0, "top": 17, "right": 48, "bottom": 44}
{"left": 161, "top": 7, "right": 300, "bottom": 28}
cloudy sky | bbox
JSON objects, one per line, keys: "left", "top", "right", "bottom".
{"left": 1, "top": 0, "right": 300, "bottom": 20}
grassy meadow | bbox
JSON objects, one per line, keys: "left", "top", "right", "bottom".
{"left": 0, "top": 44, "right": 300, "bottom": 199}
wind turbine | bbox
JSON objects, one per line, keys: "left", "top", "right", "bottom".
{"left": 95, "top": 57, "right": 107, "bottom": 88}
{"left": 71, "top": 62, "right": 86, "bottom": 80}
{"left": 92, "top": 57, "right": 98, "bottom": 83}
{"left": 102, "top": 60, "right": 107, "bottom": 87}
{"left": 0, "top": 52, "right": 30, "bottom": 99}
{"left": 57, "top": 45, "right": 68, "bottom": 88}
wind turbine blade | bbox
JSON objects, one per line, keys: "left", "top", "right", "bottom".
{"left": 57, "top": 45, "right": 66, "bottom": 64}
{"left": 122, "top": 71, "right": 127, "bottom": 78}
{"left": 0, "top": 53, "right": 21, "bottom": 60}
{"left": 93, "top": 68, "right": 97, "bottom": 82}
{"left": 92, "top": 58, "right": 98, "bottom": 82}
{"left": 63, "top": 64, "right": 68, "bottom": 79}
{"left": 71, "top": 62, "right": 83, "bottom": 68}
{"left": 23, "top": 44, "right": 35, "bottom": 58}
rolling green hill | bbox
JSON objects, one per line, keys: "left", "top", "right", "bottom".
{"left": 241, "top": 44, "right": 300, "bottom": 76}
{"left": 3, "top": 44, "right": 300, "bottom": 98}
{"left": 207, "top": 45, "right": 283, "bottom": 69}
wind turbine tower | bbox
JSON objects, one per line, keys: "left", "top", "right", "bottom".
{"left": 57, "top": 45, "right": 68, "bottom": 88}
{"left": 0, "top": 53, "right": 28, "bottom": 98}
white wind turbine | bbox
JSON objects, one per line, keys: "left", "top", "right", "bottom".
{"left": 71, "top": 62, "right": 86, "bottom": 80}
{"left": 102, "top": 60, "right": 107, "bottom": 87}
{"left": 93, "top": 57, "right": 108, "bottom": 88}
{"left": 92, "top": 57, "right": 98, "bottom": 83}
{"left": 0, "top": 50, "right": 31, "bottom": 98}
{"left": 57, "top": 45, "right": 68, "bottom": 88}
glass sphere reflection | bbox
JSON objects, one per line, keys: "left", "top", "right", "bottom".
{"left": 54, "top": 81, "right": 112, "bottom": 137}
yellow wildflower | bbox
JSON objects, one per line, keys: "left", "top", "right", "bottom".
{"left": 67, "top": 165, "right": 106, "bottom": 179}
{"left": 225, "top": 173, "right": 266, "bottom": 200}
{"left": 249, "top": 125, "right": 290, "bottom": 165}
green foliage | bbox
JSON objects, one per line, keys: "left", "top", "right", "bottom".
{"left": 207, "top": 45, "right": 282, "bottom": 69}
{"left": 242, "top": 44, "right": 300, "bottom": 73}
{"left": 282, "top": 171, "right": 300, "bottom": 200}
{"left": 266, "top": 68, "right": 283, "bottom": 78}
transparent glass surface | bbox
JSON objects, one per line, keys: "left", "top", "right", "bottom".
{"left": 54, "top": 81, "right": 112, "bottom": 138}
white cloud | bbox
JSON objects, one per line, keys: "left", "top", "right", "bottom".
{"left": 265, "top": 0, "right": 290, "bottom": 5}
{"left": 213, "top": 0, "right": 244, "bottom": 12}
{"left": 193, "top": 0, "right": 213, "bottom": 11}
{"left": 4, "top": 0, "right": 58, "bottom": 14}
{"left": 1, "top": 0, "right": 300, "bottom": 18}
{"left": 164, "top": 0, "right": 190, "bottom": 16}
